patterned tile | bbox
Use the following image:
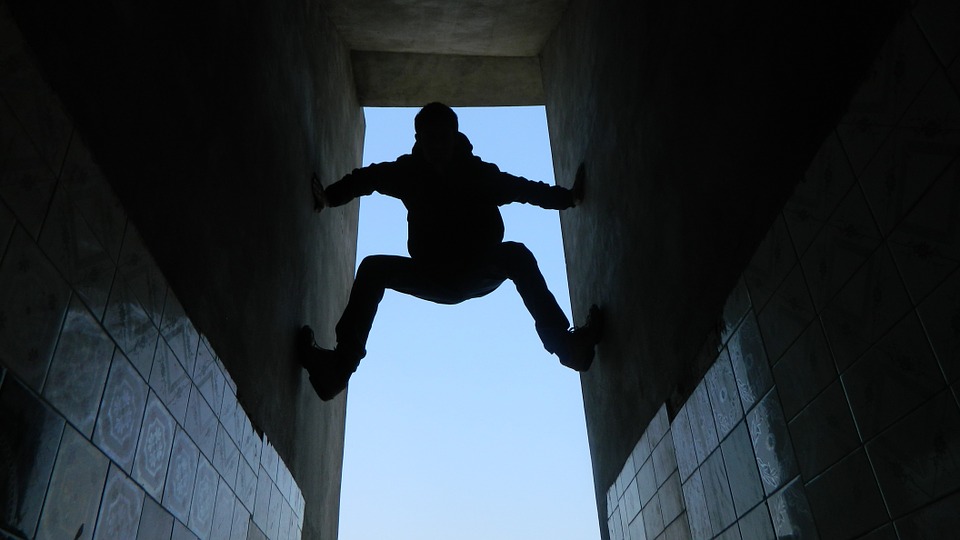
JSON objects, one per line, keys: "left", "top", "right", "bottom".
{"left": 766, "top": 478, "right": 816, "bottom": 540}
{"left": 118, "top": 226, "right": 167, "bottom": 325}
{"left": 772, "top": 320, "right": 838, "bottom": 420}
{"left": 744, "top": 215, "right": 797, "bottom": 312}
{"left": 161, "top": 290, "right": 200, "bottom": 375}
{"left": 93, "top": 354, "right": 149, "bottom": 472}
{"left": 137, "top": 495, "right": 175, "bottom": 540}
{"left": 746, "top": 391, "right": 798, "bottom": 496}
{"left": 36, "top": 426, "right": 110, "bottom": 540}
{"left": 164, "top": 427, "right": 200, "bottom": 524}
{"left": 195, "top": 340, "right": 226, "bottom": 420}
{"left": 821, "top": 245, "right": 914, "bottom": 370}
{"left": 798, "top": 183, "right": 882, "bottom": 310}
{"left": 133, "top": 392, "right": 177, "bottom": 500}
{"left": 150, "top": 336, "right": 191, "bottom": 424}
{"left": 842, "top": 312, "right": 944, "bottom": 440}
{"left": 867, "top": 389, "right": 960, "bottom": 517}
{"left": 706, "top": 350, "right": 743, "bottom": 441}
{"left": 94, "top": 464, "right": 146, "bottom": 540}
{"left": 104, "top": 273, "right": 160, "bottom": 378}
{"left": 688, "top": 381, "right": 719, "bottom": 465}
{"left": 189, "top": 456, "right": 218, "bottom": 539}
{"left": 43, "top": 297, "right": 114, "bottom": 436}
{"left": 720, "top": 277, "right": 751, "bottom": 343}
{"left": 57, "top": 133, "right": 126, "bottom": 261}
{"left": 681, "top": 470, "right": 712, "bottom": 540}
{"left": 671, "top": 406, "right": 698, "bottom": 482}
{"left": 210, "top": 476, "right": 236, "bottom": 540}
{"left": 38, "top": 182, "right": 116, "bottom": 318}
{"left": 213, "top": 423, "right": 241, "bottom": 490}
{"left": 727, "top": 314, "right": 773, "bottom": 412}
{"left": 888, "top": 158, "right": 960, "bottom": 304}
{"left": 185, "top": 384, "right": 218, "bottom": 460}
{"left": 805, "top": 449, "right": 889, "bottom": 540}
{"left": 721, "top": 421, "right": 763, "bottom": 519}
{"left": 783, "top": 132, "right": 858, "bottom": 257}
{"left": 0, "top": 375, "right": 65, "bottom": 538}
{"left": 235, "top": 459, "right": 258, "bottom": 514}
{"left": 700, "top": 448, "right": 735, "bottom": 534}
{"left": 918, "top": 266, "right": 960, "bottom": 382}
{"left": 738, "top": 503, "right": 774, "bottom": 540}
{"left": 0, "top": 93, "right": 60, "bottom": 240}
{"left": 0, "top": 227, "right": 71, "bottom": 390}
{"left": 788, "top": 381, "right": 860, "bottom": 481}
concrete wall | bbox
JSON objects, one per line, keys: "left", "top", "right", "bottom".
{"left": 554, "top": 1, "right": 960, "bottom": 538}
{"left": 1, "top": 0, "right": 363, "bottom": 538}
{"left": 540, "top": 0, "right": 906, "bottom": 534}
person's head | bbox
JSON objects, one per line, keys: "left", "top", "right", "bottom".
{"left": 415, "top": 102, "right": 458, "bottom": 168}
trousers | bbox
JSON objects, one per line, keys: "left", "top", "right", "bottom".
{"left": 335, "top": 241, "right": 570, "bottom": 359}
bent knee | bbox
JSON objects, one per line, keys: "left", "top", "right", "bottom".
{"left": 355, "top": 255, "right": 399, "bottom": 281}
{"left": 497, "top": 241, "right": 537, "bottom": 268}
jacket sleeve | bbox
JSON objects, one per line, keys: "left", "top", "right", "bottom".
{"left": 324, "top": 160, "right": 402, "bottom": 207}
{"left": 489, "top": 167, "right": 575, "bottom": 210}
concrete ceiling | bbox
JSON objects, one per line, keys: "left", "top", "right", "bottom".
{"left": 321, "top": 0, "right": 570, "bottom": 106}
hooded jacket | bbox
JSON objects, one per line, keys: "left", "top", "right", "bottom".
{"left": 325, "top": 133, "right": 574, "bottom": 264}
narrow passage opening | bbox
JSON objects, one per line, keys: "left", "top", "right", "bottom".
{"left": 338, "top": 106, "right": 598, "bottom": 539}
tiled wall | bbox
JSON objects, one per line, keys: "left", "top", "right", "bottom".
{"left": 606, "top": 5, "right": 960, "bottom": 540}
{"left": 0, "top": 7, "right": 305, "bottom": 539}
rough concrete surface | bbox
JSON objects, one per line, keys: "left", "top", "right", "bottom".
{"left": 540, "top": 0, "right": 903, "bottom": 534}
{"left": 7, "top": 0, "right": 364, "bottom": 537}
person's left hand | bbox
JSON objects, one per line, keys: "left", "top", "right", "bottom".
{"left": 311, "top": 172, "right": 327, "bottom": 212}
{"left": 571, "top": 163, "right": 586, "bottom": 206}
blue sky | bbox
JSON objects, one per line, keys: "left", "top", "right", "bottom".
{"left": 337, "top": 106, "right": 599, "bottom": 539}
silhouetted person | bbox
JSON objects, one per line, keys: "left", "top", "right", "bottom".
{"left": 298, "top": 102, "right": 602, "bottom": 401}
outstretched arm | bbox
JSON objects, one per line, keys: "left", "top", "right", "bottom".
{"left": 495, "top": 161, "right": 586, "bottom": 210}
{"left": 310, "top": 161, "right": 400, "bottom": 213}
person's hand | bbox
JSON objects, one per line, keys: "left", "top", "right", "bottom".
{"left": 571, "top": 163, "right": 586, "bottom": 206}
{"left": 311, "top": 172, "right": 327, "bottom": 212}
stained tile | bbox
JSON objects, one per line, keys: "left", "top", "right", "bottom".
{"left": 608, "top": 509, "right": 624, "bottom": 540}
{"left": 616, "top": 441, "right": 637, "bottom": 499}
{"left": 821, "top": 245, "right": 914, "bottom": 370}
{"left": 744, "top": 215, "right": 797, "bottom": 312}
{"left": 919, "top": 266, "right": 960, "bottom": 382}
{"left": 93, "top": 354, "right": 149, "bottom": 472}
{"left": 773, "top": 320, "right": 838, "bottom": 420}
{"left": 0, "top": 228, "right": 71, "bottom": 390}
{"left": 195, "top": 340, "right": 226, "bottom": 419}
{"left": 688, "top": 382, "right": 719, "bottom": 465}
{"left": 210, "top": 477, "right": 236, "bottom": 540}
{"left": 798, "top": 183, "right": 882, "bottom": 310}
{"left": 43, "top": 298, "right": 114, "bottom": 436}
{"left": 173, "top": 519, "right": 200, "bottom": 540}
{"left": 788, "top": 381, "right": 860, "bottom": 481}
{"left": 246, "top": 521, "right": 268, "bottom": 540}
{"left": 766, "top": 478, "right": 817, "bottom": 540}
{"left": 150, "top": 336, "right": 191, "bottom": 424}
{"left": 94, "top": 464, "right": 145, "bottom": 540}
{"left": 659, "top": 471, "right": 685, "bottom": 527}
{"left": 231, "top": 500, "right": 250, "bottom": 540}
{"left": 631, "top": 430, "right": 653, "bottom": 474}
{"left": 235, "top": 458, "right": 258, "bottom": 514}
{"left": 38, "top": 182, "right": 116, "bottom": 318}
{"left": 240, "top": 421, "right": 263, "bottom": 473}
{"left": 727, "top": 314, "right": 773, "bottom": 412}
{"left": 784, "top": 132, "right": 858, "bottom": 257}
{"left": 636, "top": 457, "right": 657, "bottom": 509}
{"left": 185, "top": 384, "right": 218, "bottom": 460}
{"left": 738, "top": 503, "right": 774, "bottom": 540}
{"left": 118, "top": 226, "right": 167, "bottom": 325}
{"left": 104, "top": 273, "right": 160, "bottom": 378}
{"left": 895, "top": 489, "right": 960, "bottom": 538}
{"left": 164, "top": 427, "right": 200, "bottom": 524}
{"left": 867, "top": 389, "right": 960, "bottom": 517}
{"left": 843, "top": 312, "right": 944, "bottom": 440}
{"left": 252, "top": 467, "right": 273, "bottom": 533}
{"left": 721, "top": 278, "right": 752, "bottom": 344}
{"left": 681, "top": 470, "right": 711, "bottom": 540}
{"left": 133, "top": 392, "right": 176, "bottom": 500}
{"left": 57, "top": 133, "right": 126, "bottom": 261}
{"left": 756, "top": 267, "right": 816, "bottom": 365}
{"left": 649, "top": 405, "right": 670, "bottom": 451}
{"left": 266, "top": 481, "right": 283, "bottom": 539}
{"left": 213, "top": 422, "right": 241, "bottom": 490}
{"left": 714, "top": 524, "right": 742, "bottom": 540}
{"left": 623, "top": 478, "right": 641, "bottom": 525}
{"left": 652, "top": 430, "right": 678, "bottom": 488}
{"left": 0, "top": 376, "right": 64, "bottom": 538}
{"left": 806, "top": 449, "right": 888, "bottom": 540}
{"left": 642, "top": 491, "right": 664, "bottom": 540}
{"left": 161, "top": 291, "right": 199, "bottom": 375}
{"left": 700, "top": 448, "right": 735, "bottom": 534}
{"left": 189, "top": 456, "right": 218, "bottom": 539}
{"left": 36, "top": 426, "right": 110, "bottom": 540}
{"left": 720, "top": 421, "right": 763, "bottom": 518}
{"left": 137, "top": 495, "right": 175, "bottom": 540}
{"left": 888, "top": 159, "right": 960, "bottom": 304}
{"left": 747, "top": 390, "right": 798, "bottom": 496}
{"left": 260, "top": 438, "right": 280, "bottom": 484}
{"left": 671, "top": 406, "right": 698, "bottom": 482}
{"left": 706, "top": 350, "right": 743, "bottom": 441}
{"left": 626, "top": 510, "right": 645, "bottom": 540}
{"left": 0, "top": 96, "right": 60, "bottom": 239}
{"left": 661, "top": 512, "right": 691, "bottom": 540}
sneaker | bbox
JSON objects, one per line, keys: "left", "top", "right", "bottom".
{"left": 558, "top": 305, "right": 604, "bottom": 372}
{"left": 297, "top": 326, "right": 359, "bottom": 401}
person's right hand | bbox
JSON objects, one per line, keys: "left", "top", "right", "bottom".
{"left": 311, "top": 173, "right": 327, "bottom": 212}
